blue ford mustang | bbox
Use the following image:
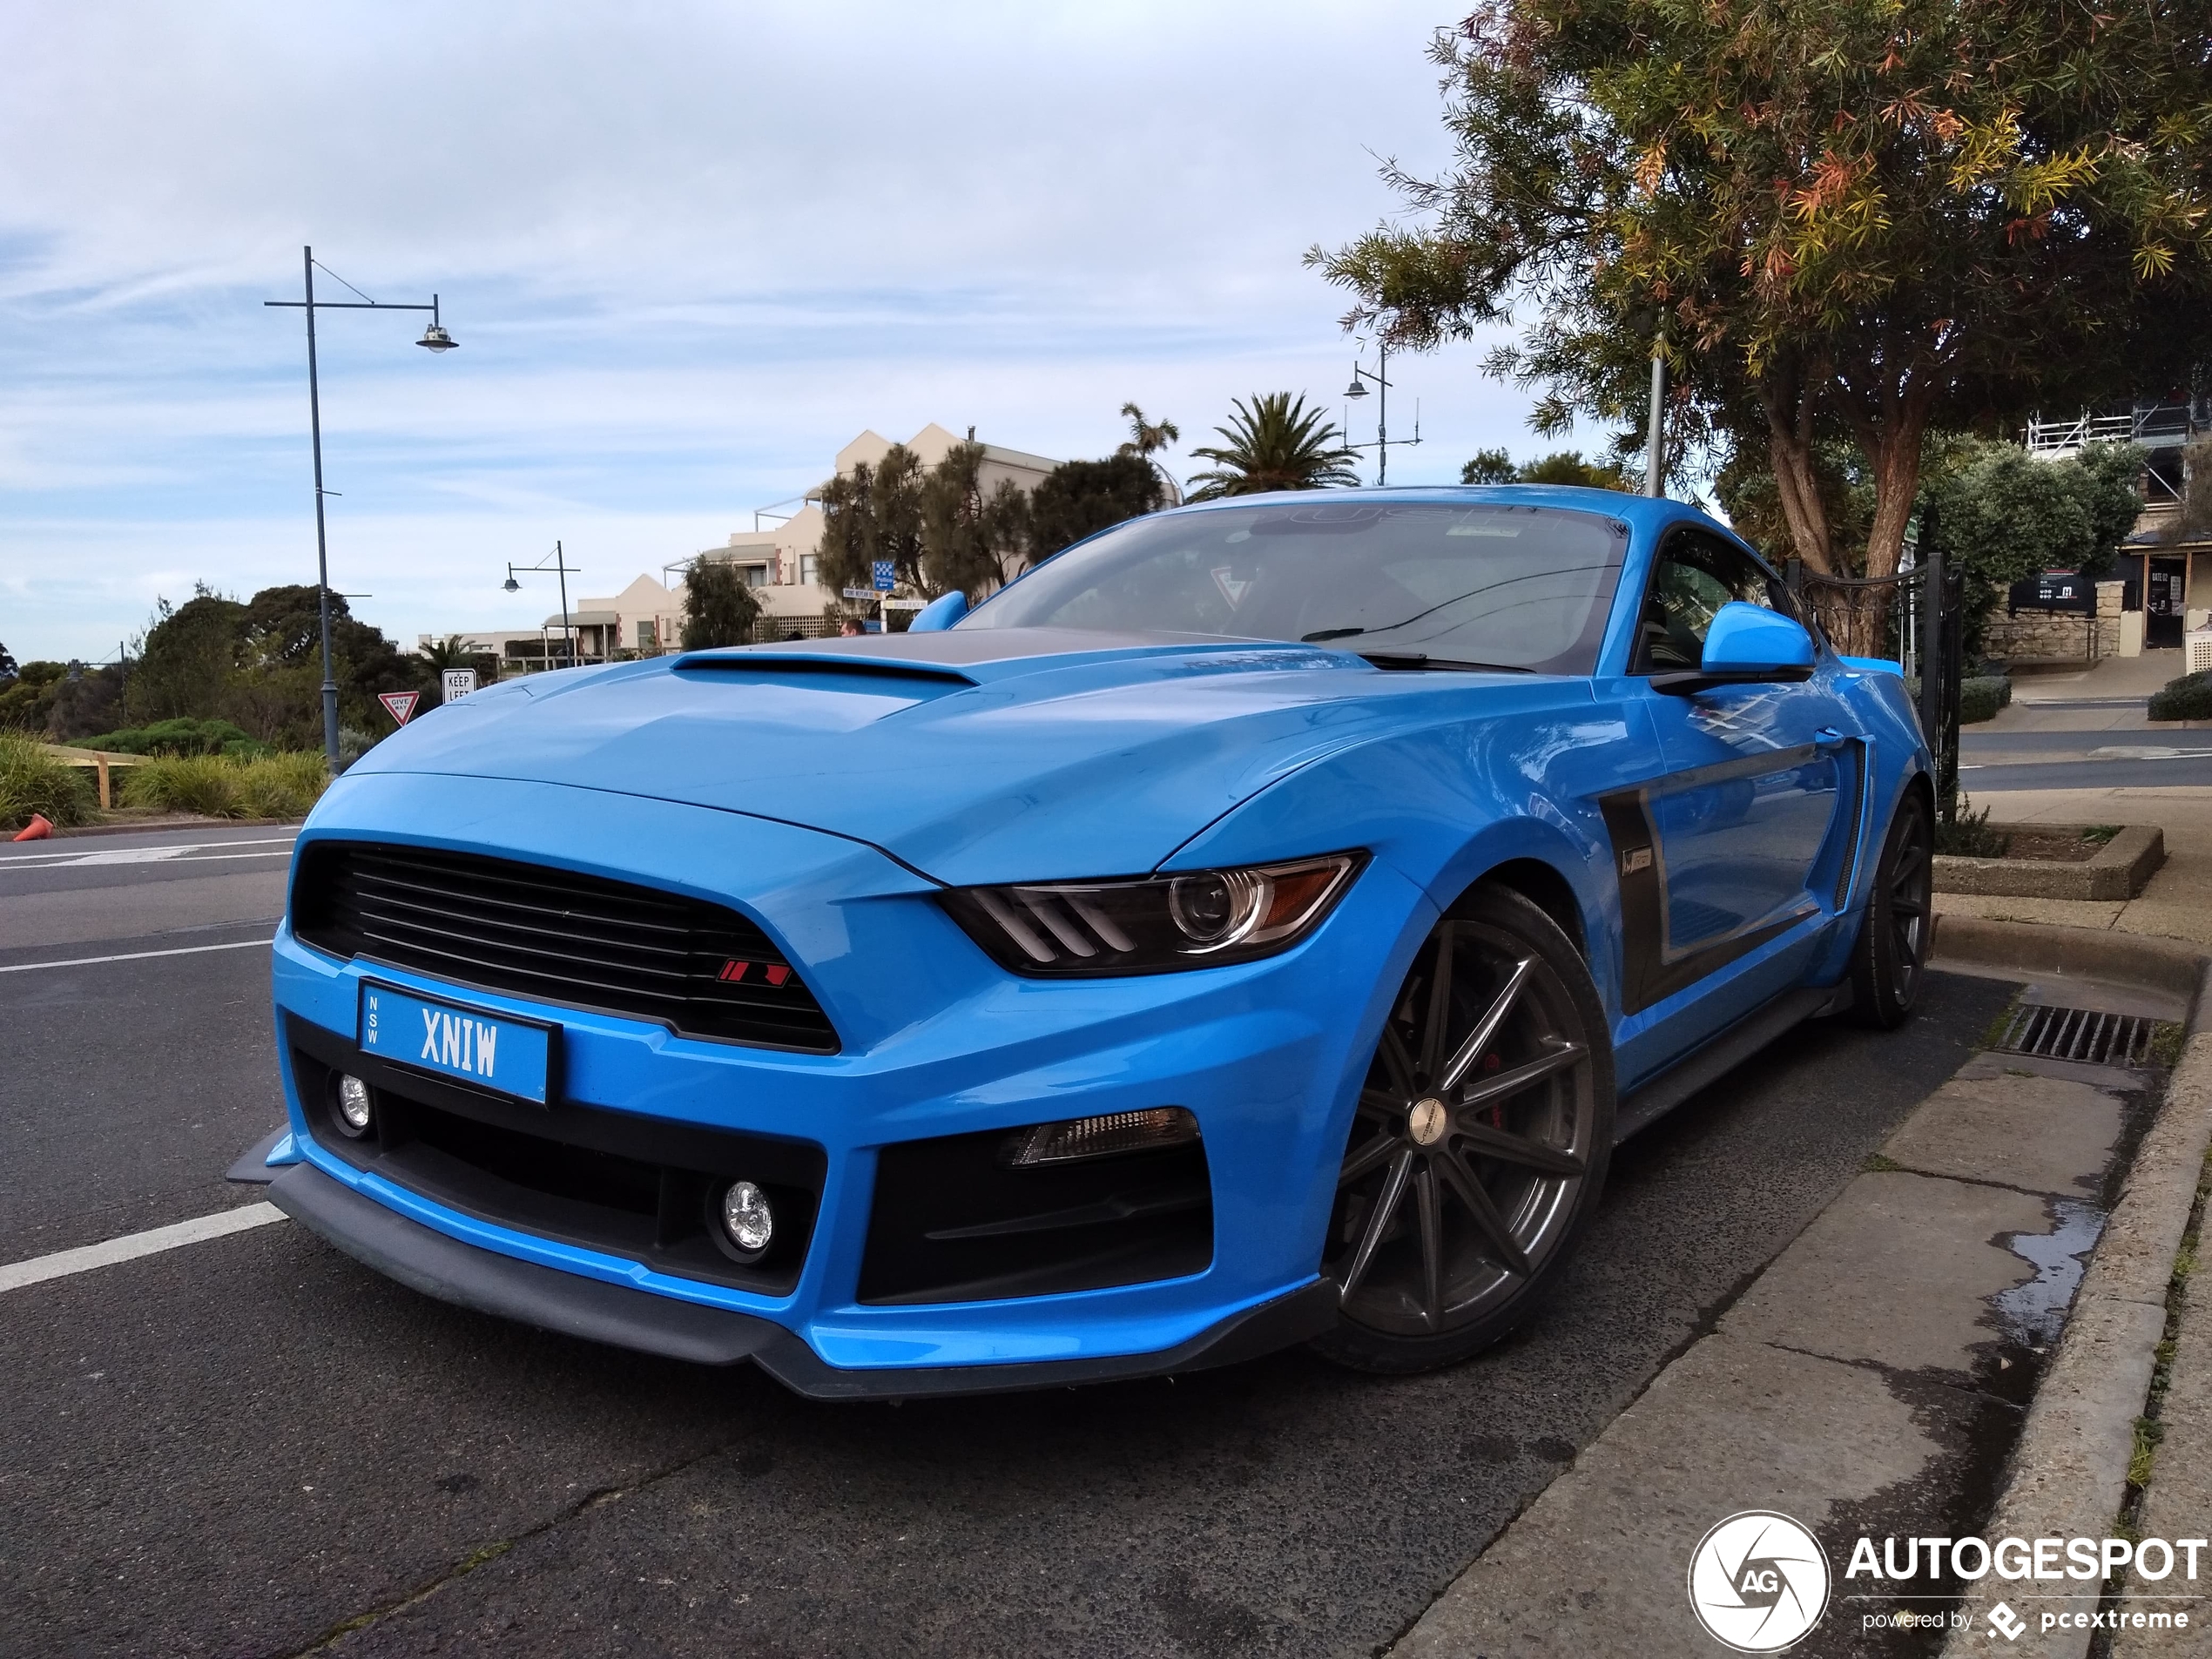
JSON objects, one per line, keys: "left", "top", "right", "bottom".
{"left": 243, "top": 486, "right": 1932, "bottom": 1397}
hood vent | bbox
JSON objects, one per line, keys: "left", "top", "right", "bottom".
{"left": 672, "top": 652, "right": 976, "bottom": 689}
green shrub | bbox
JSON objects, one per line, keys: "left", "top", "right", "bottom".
{"left": 120, "top": 751, "right": 328, "bottom": 819}
{"left": 0, "top": 734, "right": 96, "bottom": 832}
{"left": 79, "top": 717, "right": 265, "bottom": 757}
{"left": 1936, "top": 797, "right": 2012, "bottom": 858}
{"left": 122, "top": 755, "right": 241, "bottom": 816}
{"left": 2150, "top": 671, "right": 2212, "bottom": 722}
{"left": 234, "top": 752, "right": 328, "bottom": 819}
{"left": 1959, "top": 674, "right": 2013, "bottom": 725}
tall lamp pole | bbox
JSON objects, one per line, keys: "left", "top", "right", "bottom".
{"left": 1642, "top": 325, "right": 1667, "bottom": 498}
{"left": 266, "top": 246, "right": 458, "bottom": 772}
{"left": 1344, "top": 340, "right": 1420, "bottom": 484}
{"left": 504, "top": 543, "right": 583, "bottom": 667}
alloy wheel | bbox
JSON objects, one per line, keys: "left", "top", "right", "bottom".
{"left": 1326, "top": 917, "right": 1601, "bottom": 1338}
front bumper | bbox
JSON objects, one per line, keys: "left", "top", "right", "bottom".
{"left": 267, "top": 1161, "right": 1339, "bottom": 1399}
{"left": 268, "top": 770, "right": 1426, "bottom": 1393}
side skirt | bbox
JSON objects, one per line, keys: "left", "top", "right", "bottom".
{"left": 1611, "top": 981, "right": 1848, "bottom": 1144}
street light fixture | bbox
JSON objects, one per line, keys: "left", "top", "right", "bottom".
{"left": 1342, "top": 339, "right": 1420, "bottom": 486}
{"left": 265, "top": 246, "right": 458, "bottom": 774}
{"left": 504, "top": 543, "right": 582, "bottom": 669}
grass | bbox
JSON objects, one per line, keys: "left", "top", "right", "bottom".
{"left": 119, "top": 751, "right": 329, "bottom": 820}
{"left": 0, "top": 733, "right": 97, "bottom": 832}
{"left": 1935, "top": 797, "right": 2012, "bottom": 858}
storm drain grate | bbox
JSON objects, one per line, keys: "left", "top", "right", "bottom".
{"left": 1992, "top": 1004, "right": 2158, "bottom": 1067}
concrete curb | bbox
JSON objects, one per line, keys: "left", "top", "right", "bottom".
{"left": 1936, "top": 825, "right": 2165, "bottom": 902}
{"left": 50, "top": 815, "right": 305, "bottom": 839}
{"left": 1933, "top": 917, "right": 2211, "bottom": 1003}
{"left": 1940, "top": 927, "right": 2212, "bottom": 1659}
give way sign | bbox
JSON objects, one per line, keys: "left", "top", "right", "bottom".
{"left": 377, "top": 691, "right": 421, "bottom": 726}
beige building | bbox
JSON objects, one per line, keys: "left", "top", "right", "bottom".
{"left": 693, "top": 423, "right": 1062, "bottom": 624}
{"left": 421, "top": 422, "right": 1067, "bottom": 670}
{"left": 420, "top": 573, "right": 687, "bottom": 672}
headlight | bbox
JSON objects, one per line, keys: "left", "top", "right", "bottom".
{"left": 941, "top": 852, "right": 1365, "bottom": 976}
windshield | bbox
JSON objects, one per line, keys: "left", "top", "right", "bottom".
{"left": 959, "top": 499, "right": 1629, "bottom": 674}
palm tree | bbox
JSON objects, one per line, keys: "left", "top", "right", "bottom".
{"left": 1185, "top": 393, "right": 1360, "bottom": 500}
{"left": 1117, "top": 401, "right": 1181, "bottom": 459}
{"left": 419, "top": 634, "right": 475, "bottom": 673}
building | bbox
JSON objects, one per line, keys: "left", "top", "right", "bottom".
{"left": 692, "top": 423, "right": 1062, "bottom": 623}
{"left": 420, "top": 422, "right": 1066, "bottom": 671}
{"left": 2021, "top": 397, "right": 2209, "bottom": 653}
{"left": 420, "top": 574, "right": 687, "bottom": 673}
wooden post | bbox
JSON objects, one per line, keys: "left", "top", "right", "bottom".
{"left": 96, "top": 755, "right": 110, "bottom": 810}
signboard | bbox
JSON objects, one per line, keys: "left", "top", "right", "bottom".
{"left": 377, "top": 691, "right": 421, "bottom": 726}
{"left": 441, "top": 667, "right": 478, "bottom": 704}
{"left": 2008, "top": 570, "right": 2094, "bottom": 616}
{"left": 882, "top": 597, "right": 929, "bottom": 610}
{"left": 872, "top": 560, "right": 896, "bottom": 592}
{"left": 841, "top": 587, "right": 877, "bottom": 601}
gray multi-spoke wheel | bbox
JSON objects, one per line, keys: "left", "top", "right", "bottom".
{"left": 1848, "top": 791, "right": 1932, "bottom": 1028}
{"left": 1312, "top": 884, "right": 1614, "bottom": 1373}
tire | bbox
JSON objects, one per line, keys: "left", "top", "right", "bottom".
{"left": 1311, "top": 884, "right": 1615, "bottom": 1374}
{"left": 1847, "top": 789, "right": 1932, "bottom": 1029}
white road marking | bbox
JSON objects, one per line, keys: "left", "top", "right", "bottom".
{"left": 0, "top": 1203, "right": 287, "bottom": 1293}
{"left": 1, "top": 837, "right": 296, "bottom": 870}
{"left": 0, "top": 937, "right": 273, "bottom": 974}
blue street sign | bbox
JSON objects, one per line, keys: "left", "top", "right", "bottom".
{"left": 872, "top": 560, "right": 895, "bottom": 592}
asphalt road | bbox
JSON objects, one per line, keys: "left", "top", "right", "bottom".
{"left": 0, "top": 821, "right": 2013, "bottom": 1658}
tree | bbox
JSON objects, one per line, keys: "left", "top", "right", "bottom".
{"left": 0, "top": 643, "right": 16, "bottom": 688}
{"left": 921, "top": 440, "right": 1035, "bottom": 598}
{"left": 818, "top": 443, "right": 928, "bottom": 610}
{"left": 1460, "top": 446, "right": 1629, "bottom": 489}
{"left": 681, "top": 556, "right": 764, "bottom": 649}
{"left": 1117, "top": 402, "right": 1181, "bottom": 459}
{"left": 1460, "top": 448, "right": 1517, "bottom": 484}
{"left": 1028, "top": 453, "right": 1164, "bottom": 560}
{"left": 126, "top": 588, "right": 247, "bottom": 725}
{"left": 1312, "top": 2, "right": 2212, "bottom": 609}
{"left": 1186, "top": 393, "right": 1360, "bottom": 499}
{"left": 2155, "top": 435, "right": 2212, "bottom": 548}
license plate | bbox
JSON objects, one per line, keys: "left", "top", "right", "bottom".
{"left": 358, "top": 981, "right": 554, "bottom": 1105}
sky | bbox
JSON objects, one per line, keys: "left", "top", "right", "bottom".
{"left": 0, "top": 1, "right": 1581, "bottom": 665}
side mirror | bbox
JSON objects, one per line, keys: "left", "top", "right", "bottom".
{"left": 907, "top": 590, "right": 968, "bottom": 633}
{"left": 1652, "top": 601, "right": 1815, "bottom": 696}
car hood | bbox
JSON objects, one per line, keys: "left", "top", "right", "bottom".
{"left": 347, "top": 629, "right": 1578, "bottom": 886}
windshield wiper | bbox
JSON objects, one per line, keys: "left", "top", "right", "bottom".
{"left": 1301, "top": 627, "right": 1366, "bottom": 642}
{"left": 1359, "top": 651, "right": 1534, "bottom": 673}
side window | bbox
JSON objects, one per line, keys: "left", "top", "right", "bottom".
{"left": 1632, "top": 532, "right": 1790, "bottom": 673}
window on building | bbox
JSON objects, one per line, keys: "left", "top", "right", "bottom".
{"left": 637, "top": 620, "right": 658, "bottom": 651}
{"left": 740, "top": 563, "right": 769, "bottom": 588}
{"left": 800, "top": 554, "right": 819, "bottom": 587}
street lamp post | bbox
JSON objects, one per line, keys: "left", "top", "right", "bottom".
{"left": 1343, "top": 340, "right": 1420, "bottom": 485}
{"left": 504, "top": 543, "right": 582, "bottom": 668}
{"left": 265, "top": 246, "right": 458, "bottom": 773}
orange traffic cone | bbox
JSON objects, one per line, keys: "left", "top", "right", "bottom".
{"left": 11, "top": 813, "right": 53, "bottom": 841}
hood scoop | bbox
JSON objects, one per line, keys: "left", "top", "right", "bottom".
{"left": 672, "top": 651, "right": 978, "bottom": 691}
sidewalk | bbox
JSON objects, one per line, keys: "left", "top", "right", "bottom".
{"left": 1937, "top": 786, "right": 2212, "bottom": 950}
{"left": 1387, "top": 929, "right": 2210, "bottom": 1657}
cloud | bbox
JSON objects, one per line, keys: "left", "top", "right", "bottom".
{"left": 0, "top": 1, "right": 1580, "bottom": 663}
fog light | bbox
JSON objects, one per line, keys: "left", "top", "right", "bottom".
{"left": 719, "top": 1180, "right": 774, "bottom": 1256}
{"left": 1001, "top": 1107, "right": 1200, "bottom": 1167}
{"left": 334, "top": 1074, "right": 373, "bottom": 1138}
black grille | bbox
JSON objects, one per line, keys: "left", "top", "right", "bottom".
{"left": 289, "top": 1022, "right": 822, "bottom": 1294}
{"left": 860, "top": 1126, "right": 1212, "bottom": 1305}
{"left": 292, "top": 840, "right": 838, "bottom": 1052}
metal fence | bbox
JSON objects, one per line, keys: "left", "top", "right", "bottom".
{"left": 1791, "top": 548, "right": 1965, "bottom": 822}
